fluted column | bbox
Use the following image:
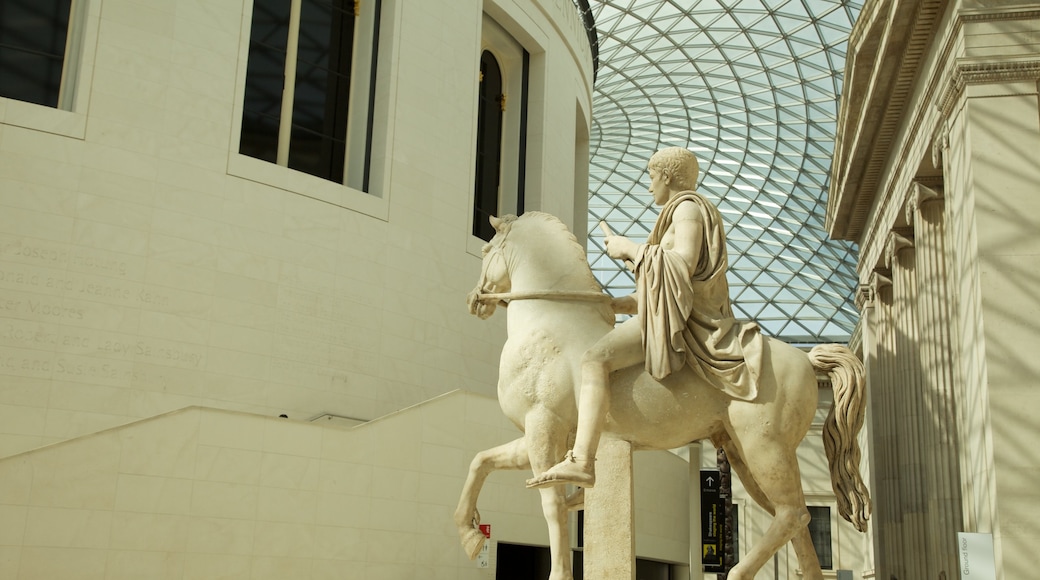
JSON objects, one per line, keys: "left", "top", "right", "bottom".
{"left": 859, "top": 271, "right": 899, "bottom": 580}
{"left": 868, "top": 267, "right": 905, "bottom": 580}
{"left": 906, "top": 182, "right": 963, "bottom": 578}
{"left": 886, "top": 231, "right": 932, "bottom": 580}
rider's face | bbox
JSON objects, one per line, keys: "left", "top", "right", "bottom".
{"left": 648, "top": 167, "right": 669, "bottom": 205}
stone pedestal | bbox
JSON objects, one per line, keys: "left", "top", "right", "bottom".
{"left": 583, "top": 437, "right": 635, "bottom": 580}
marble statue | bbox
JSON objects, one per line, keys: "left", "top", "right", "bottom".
{"left": 455, "top": 149, "right": 870, "bottom": 580}
{"left": 527, "top": 146, "right": 764, "bottom": 490}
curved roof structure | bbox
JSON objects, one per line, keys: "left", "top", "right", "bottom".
{"left": 584, "top": 0, "right": 862, "bottom": 344}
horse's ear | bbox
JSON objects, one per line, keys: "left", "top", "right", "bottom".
{"left": 490, "top": 215, "right": 504, "bottom": 232}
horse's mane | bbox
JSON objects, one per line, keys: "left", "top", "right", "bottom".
{"left": 511, "top": 212, "right": 615, "bottom": 325}
{"left": 510, "top": 212, "right": 586, "bottom": 263}
{"left": 516, "top": 211, "right": 582, "bottom": 245}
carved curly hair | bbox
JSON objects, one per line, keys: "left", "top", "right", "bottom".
{"left": 648, "top": 146, "right": 699, "bottom": 191}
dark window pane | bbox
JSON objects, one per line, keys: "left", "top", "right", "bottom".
{"left": 731, "top": 502, "right": 739, "bottom": 564}
{"left": 636, "top": 558, "right": 671, "bottom": 580}
{"left": 296, "top": 0, "right": 334, "bottom": 70}
{"left": 0, "top": 0, "right": 72, "bottom": 107}
{"left": 286, "top": 124, "right": 341, "bottom": 180}
{"left": 249, "top": 0, "right": 291, "bottom": 50}
{"left": 240, "top": 0, "right": 290, "bottom": 162}
{"left": 808, "top": 506, "right": 833, "bottom": 569}
{"left": 288, "top": 0, "right": 353, "bottom": 181}
{"left": 239, "top": 109, "right": 280, "bottom": 164}
{"left": 496, "top": 543, "right": 552, "bottom": 580}
{"left": 473, "top": 50, "right": 504, "bottom": 241}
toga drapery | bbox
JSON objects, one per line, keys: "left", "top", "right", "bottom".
{"left": 632, "top": 192, "right": 763, "bottom": 401}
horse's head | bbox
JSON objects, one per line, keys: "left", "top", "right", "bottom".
{"left": 467, "top": 215, "right": 517, "bottom": 319}
{"left": 466, "top": 212, "right": 614, "bottom": 324}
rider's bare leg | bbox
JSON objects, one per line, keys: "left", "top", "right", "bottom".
{"left": 527, "top": 317, "right": 643, "bottom": 488}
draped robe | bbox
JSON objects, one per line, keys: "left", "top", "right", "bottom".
{"left": 632, "top": 192, "right": 763, "bottom": 400}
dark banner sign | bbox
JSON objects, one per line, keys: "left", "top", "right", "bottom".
{"left": 700, "top": 469, "right": 723, "bottom": 572}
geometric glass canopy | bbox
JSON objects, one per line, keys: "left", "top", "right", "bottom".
{"left": 584, "top": 0, "right": 862, "bottom": 344}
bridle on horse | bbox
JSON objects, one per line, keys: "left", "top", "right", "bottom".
{"left": 475, "top": 289, "right": 614, "bottom": 307}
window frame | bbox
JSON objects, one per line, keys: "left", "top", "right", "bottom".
{"left": 229, "top": 0, "right": 397, "bottom": 219}
{"left": 0, "top": 0, "right": 96, "bottom": 139}
{"left": 472, "top": 49, "right": 506, "bottom": 241}
{"left": 468, "top": 13, "right": 527, "bottom": 247}
{"left": 806, "top": 504, "right": 835, "bottom": 570}
{"left": 0, "top": 0, "right": 72, "bottom": 108}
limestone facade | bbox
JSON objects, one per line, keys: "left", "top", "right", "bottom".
{"left": 829, "top": 2, "right": 1040, "bottom": 578}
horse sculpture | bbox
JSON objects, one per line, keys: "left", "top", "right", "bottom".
{"left": 455, "top": 212, "right": 870, "bottom": 580}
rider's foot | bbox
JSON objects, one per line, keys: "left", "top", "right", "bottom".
{"left": 525, "top": 450, "right": 595, "bottom": 489}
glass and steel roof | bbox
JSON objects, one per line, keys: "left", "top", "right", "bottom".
{"left": 584, "top": 0, "right": 862, "bottom": 344}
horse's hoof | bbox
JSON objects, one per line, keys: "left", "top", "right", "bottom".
{"left": 461, "top": 528, "right": 486, "bottom": 560}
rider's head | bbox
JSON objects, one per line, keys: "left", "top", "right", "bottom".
{"left": 648, "top": 147, "right": 699, "bottom": 192}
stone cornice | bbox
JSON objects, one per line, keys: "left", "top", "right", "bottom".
{"left": 827, "top": 0, "right": 943, "bottom": 242}
{"left": 831, "top": 3, "right": 1040, "bottom": 280}
{"left": 937, "top": 57, "right": 1040, "bottom": 117}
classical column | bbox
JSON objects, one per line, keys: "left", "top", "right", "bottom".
{"left": 856, "top": 273, "right": 891, "bottom": 580}
{"left": 886, "top": 231, "right": 932, "bottom": 580}
{"left": 867, "top": 268, "right": 903, "bottom": 580}
{"left": 906, "top": 182, "right": 963, "bottom": 578}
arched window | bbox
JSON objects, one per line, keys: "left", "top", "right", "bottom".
{"left": 473, "top": 50, "right": 505, "bottom": 241}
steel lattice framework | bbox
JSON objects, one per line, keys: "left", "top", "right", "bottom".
{"left": 584, "top": 0, "right": 862, "bottom": 344}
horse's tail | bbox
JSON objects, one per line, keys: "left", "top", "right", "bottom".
{"left": 809, "top": 343, "right": 872, "bottom": 532}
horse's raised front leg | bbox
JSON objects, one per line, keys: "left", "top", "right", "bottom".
{"left": 454, "top": 437, "right": 530, "bottom": 559}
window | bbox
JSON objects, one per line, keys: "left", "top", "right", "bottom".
{"left": 731, "top": 502, "right": 740, "bottom": 565}
{"left": 497, "top": 543, "right": 552, "bottom": 580}
{"left": 0, "top": 0, "right": 73, "bottom": 107}
{"left": 472, "top": 14, "right": 528, "bottom": 242}
{"left": 473, "top": 50, "right": 505, "bottom": 241}
{"left": 240, "top": 0, "right": 381, "bottom": 189}
{"left": 807, "top": 505, "right": 833, "bottom": 569}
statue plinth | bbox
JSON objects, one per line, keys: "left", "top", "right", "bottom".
{"left": 583, "top": 437, "right": 635, "bottom": 580}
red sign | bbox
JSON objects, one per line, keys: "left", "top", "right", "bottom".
{"left": 479, "top": 524, "right": 491, "bottom": 538}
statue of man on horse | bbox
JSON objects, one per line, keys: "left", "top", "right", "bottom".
{"left": 457, "top": 147, "right": 870, "bottom": 580}
{"left": 527, "top": 146, "right": 765, "bottom": 490}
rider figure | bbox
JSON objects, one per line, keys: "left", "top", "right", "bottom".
{"left": 527, "top": 146, "right": 761, "bottom": 489}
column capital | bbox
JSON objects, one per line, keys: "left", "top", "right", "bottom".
{"left": 855, "top": 284, "right": 874, "bottom": 311}
{"left": 931, "top": 118, "right": 950, "bottom": 169}
{"left": 857, "top": 270, "right": 892, "bottom": 310}
{"left": 884, "top": 231, "right": 914, "bottom": 270}
{"left": 905, "top": 181, "right": 943, "bottom": 226}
